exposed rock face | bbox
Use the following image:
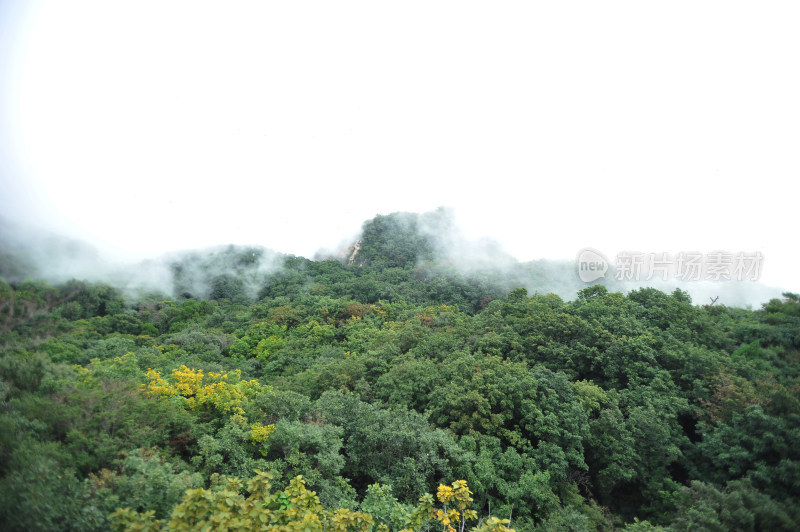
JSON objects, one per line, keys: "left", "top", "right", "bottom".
{"left": 347, "top": 239, "right": 362, "bottom": 266}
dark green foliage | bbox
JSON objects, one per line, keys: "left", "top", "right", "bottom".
{"left": 85, "top": 448, "right": 203, "bottom": 522}
{"left": 315, "top": 390, "right": 469, "bottom": 501}
{"left": 669, "top": 479, "right": 799, "bottom": 531}
{"left": 694, "top": 405, "right": 800, "bottom": 501}
{"left": 355, "top": 212, "right": 435, "bottom": 269}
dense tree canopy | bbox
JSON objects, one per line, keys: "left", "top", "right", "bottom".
{"left": 1, "top": 212, "right": 799, "bottom": 530}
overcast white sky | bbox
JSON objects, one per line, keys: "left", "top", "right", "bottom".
{"left": 1, "top": 1, "right": 798, "bottom": 292}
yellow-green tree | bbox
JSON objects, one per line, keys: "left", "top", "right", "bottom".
{"left": 402, "top": 480, "right": 514, "bottom": 532}
{"left": 110, "top": 473, "right": 513, "bottom": 532}
{"left": 110, "top": 471, "right": 372, "bottom": 532}
{"left": 143, "top": 365, "right": 274, "bottom": 451}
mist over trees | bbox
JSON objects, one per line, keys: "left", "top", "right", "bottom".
{"left": 1, "top": 210, "right": 798, "bottom": 531}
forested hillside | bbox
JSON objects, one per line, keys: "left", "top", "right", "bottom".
{"left": 1, "top": 213, "right": 799, "bottom": 531}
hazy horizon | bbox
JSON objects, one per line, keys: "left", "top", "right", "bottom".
{"left": 2, "top": 1, "right": 798, "bottom": 297}
{"left": 0, "top": 209, "right": 789, "bottom": 310}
